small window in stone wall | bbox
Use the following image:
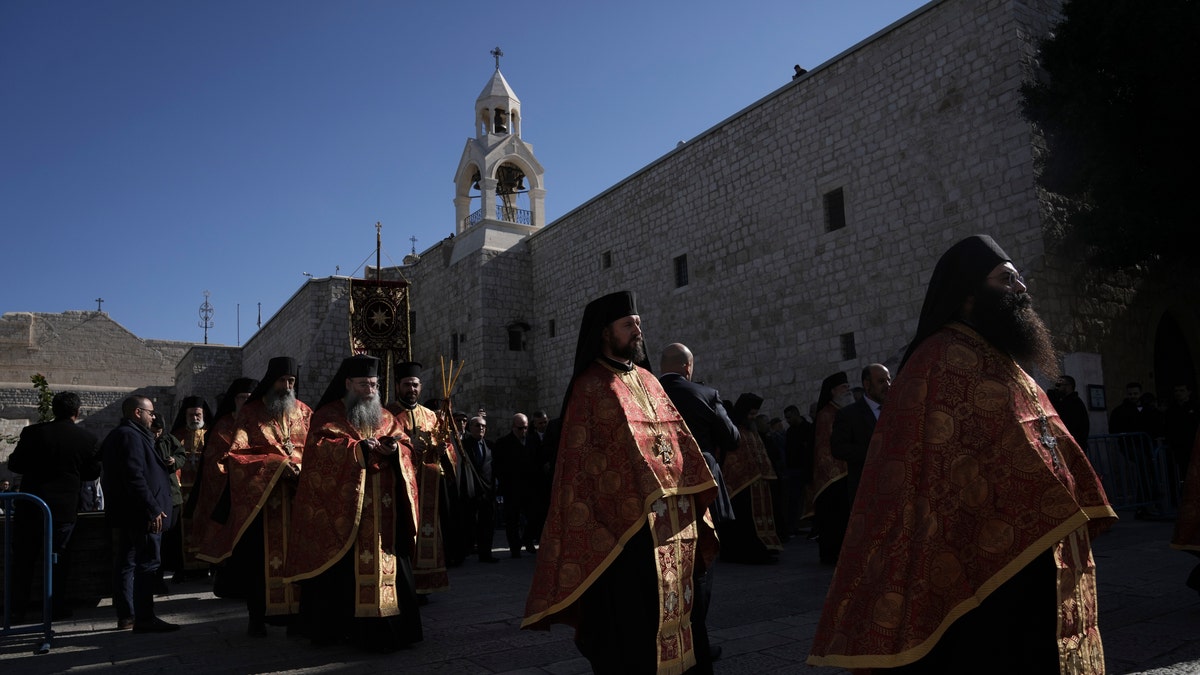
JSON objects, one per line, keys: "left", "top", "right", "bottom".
{"left": 673, "top": 254, "right": 689, "bottom": 288}
{"left": 601, "top": 251, "right": 613, "bottom": 269}
{"left": 409, "top": 310, "right": 416, "bottom": 334}
{"left": 548, "top": 319, "right": 556, "bottom": 338}
{"left": 451, "top": 333, "right": 460, "bottom": 361}
{"left": 840, "top": 332, "right": 857, "bottom": 361}
{"left": 824, "top": 187, "right": 846, "bottom": 232}
{"left": 508, "top": 322, "right": 531, "bottom": 351}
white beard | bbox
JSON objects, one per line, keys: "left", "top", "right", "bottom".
{"left": 265, "top": 389, "right": 298, "bottom": 419}
{"left": 345, "top": 392, "right": 383, "bottom": 433}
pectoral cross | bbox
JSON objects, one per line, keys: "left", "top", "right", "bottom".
{"left": 652, "top": 431, "right": 672, "bottom": 465}
{"left": 1037, "top": 414, "right": 1060, "bottom": 469}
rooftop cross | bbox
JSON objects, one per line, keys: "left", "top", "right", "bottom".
{"left": 95, "top": 297, "right": 104, "bottom": 311}
{"left": 491, "top": 46, "right": 504, "bottom": 70}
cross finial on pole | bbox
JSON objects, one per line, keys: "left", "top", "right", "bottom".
{"left": 94, "top": 297, "right": 104, "bottom": 311}
{"left": 491, "top": 46, "right": 504, "bottom": 70}
{"left": 410, "top": 235, "right": 418, "bottom": 254}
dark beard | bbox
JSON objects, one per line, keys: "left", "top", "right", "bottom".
{"left": 264, "top": 389, "right": 298, "bottom": 420}
{"left": 606, "top": 334, "right": 645, "bottom": 364}
{"left": 345, "top": 392, "right": 384, "bottom": 433}
{"left": 969, "top": 285, "right": 1060, "bottom": 379}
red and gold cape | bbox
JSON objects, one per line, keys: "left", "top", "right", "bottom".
{"left": 283, "top": 401, "right": 419, "bottom": 618}
{"left": 720, "top": 425, "right": 782, "bottom": 551}
{"left": 173, "top": 426, "right": 207, "bottom": 571}
{"left": 188, "top": 417, "right": 234, "bottom": 557}
{"left": 196, "top": 398, "right": 311, "bottom": 615}
{"left": 1172, "top": 428, "right": 1200, "bottom": 552}
{"left": 809, "top": 401, "right": 848, "bottom": 509}
{"left": 522, "top": 361, "right": 718, "bottom": 675}
{"left": 388, "top": 402, "right": 452, "bottom": 594}
{"left": 807, "top": 324, "right": 1115, "bottom": 672}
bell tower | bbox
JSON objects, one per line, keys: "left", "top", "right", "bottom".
{"left": 453, "top": 47, "right": 546, "bottom": 237}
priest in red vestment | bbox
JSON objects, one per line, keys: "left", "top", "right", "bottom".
{"left": 385, "top": 360, "right": 459, "bottom": 596}
{"left": 197, "top": 356, "right": 311, "bottom": 637}
{"left": 169, "top": 395, "right": 211, "bottom": 581}
{"left": 718, "top": 392, "right": 783, "bottom": 564}
{"left": 808, "top": 235, "right": 1115, "bottom": 673}
{"left": 809, "top": 371, "right": 852, "bottom": 565}
{"left": 187, "top": 377, "right": 256, "bottom": 598}
{"left": 285, "top": 354, "right": 422, "bottom": 650}
{"left": 1171, "top": 428, "right": 1200, "bottom": 596}
{"left": 523, "top": 290, "right": 719, "bottom": 675}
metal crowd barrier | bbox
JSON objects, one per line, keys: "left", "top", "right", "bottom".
{"left": 1, "top": 492, "right": 55, "bottom": 654}
{"left": 1085, "top": 433, "right": 1181, "bottom": 516}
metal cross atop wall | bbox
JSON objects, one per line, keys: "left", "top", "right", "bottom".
{"left": 491, "top": 46, "right": 503, "bottom": 70}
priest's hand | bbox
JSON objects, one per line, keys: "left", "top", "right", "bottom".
{"left": 282, "top": 461, "right": 301, "bottom": 482}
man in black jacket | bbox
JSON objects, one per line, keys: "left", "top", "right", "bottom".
{"left": 460, "top": 416, "right": 498, "bottom": 563}
{"left": 7, "top": 391, "right": 100, "bottom": 622}
{"left": 658, "top": 342, "right": 737, "bottom": 670}
{"left": 830, "top": 364, "right": 891, "bottom": 508}
{"left": 101, "top": 395, "right": 179, "bottom": 632}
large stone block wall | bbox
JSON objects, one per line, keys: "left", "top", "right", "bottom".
{"left": 173, "top": 345, "right": 243, "bottom": 417}
{"left": 0, "top": 311, "right": 192, "bottom": 391}
{"left": 395, "top": 239, "right": 538, "bottom": 426}
{"left": 519, "top": 0, "right": 1060, "bottom": 414}
{"left": 240, "top": 278, "right": 353, "bottom": 404}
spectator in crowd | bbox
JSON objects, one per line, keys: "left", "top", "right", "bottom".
{"left": 102, "top": 396, "right": 179, "bottom": 633}
{"left": 7, "top": 391, "right": 101, "bottom": 622}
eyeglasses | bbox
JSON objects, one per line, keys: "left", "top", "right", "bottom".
{"left": 137, "top": 408, "right": 157, "bottom": 417}
{"left": 986, "top": 271, "right": 1026, "bottom": 289}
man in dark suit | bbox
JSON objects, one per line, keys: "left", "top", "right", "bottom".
{"left": 830, "top": 363, "right": 891, "bottom": 507}
{"left": 1049, "top": 375, "right": 1090, "bottom": 451}
{"left": 460, "top": 415, "right": 499, "bottom": 563}
{"left": 494, "top": 413, "right": 538, "bottom": 557}
{"left": 658, "top": 342, "right": 738, "bottom": 670}
{"left": 101, "top": 395, "right": 180, "bottom": 632}
{"left": 7, "top": 391, "right": 101, "bottom": 621}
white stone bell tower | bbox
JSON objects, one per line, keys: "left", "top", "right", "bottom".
{"left": 453, "top": 47, "right": 546, "bottom": 250}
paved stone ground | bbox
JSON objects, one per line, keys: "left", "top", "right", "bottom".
{"left": 2, "top": 517, "right": 1198, "bottom": 674}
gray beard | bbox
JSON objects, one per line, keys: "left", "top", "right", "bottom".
{"left": 264, "top": 390, "right": 298, "bottom": 420}
{"left": 187, "top": 419, "right": 205, "bottom": 431}
{"left": 345, "top": 392, "right": 384, "bottom": 433}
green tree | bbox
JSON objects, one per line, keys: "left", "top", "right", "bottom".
{"left": 31, "top": 373, "right": 54, "bottom": 422}
{"left": 1021, "top": 0, "right": 1200, "bottom": 269}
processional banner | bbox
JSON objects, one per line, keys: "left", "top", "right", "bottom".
{"left": 349, "top": 278, "right": 411, "bottom": 402}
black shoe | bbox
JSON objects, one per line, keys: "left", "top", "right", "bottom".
{"left": 117, "top": 617, "right": 135, "bottom": 630}
{"left": 247, "top": 620, "right": 267, "bottom": 638}
{"left": 133, "top": 617, "right": 181, "bottom": 633}
{"left": 526, "top": 543, "right": 537, "bottom": 554}
{"left": 153, "top": 579, "right": 171, "bottom": 596}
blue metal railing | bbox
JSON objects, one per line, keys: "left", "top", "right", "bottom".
{"left": 464, "top": 206, "right": 532, "bottom": 229}
{"left": 1085, "top": 433, "right": 1181, "bottom": 515}
{"left": 2, "top": 492, "right": 55, "bottom": 654}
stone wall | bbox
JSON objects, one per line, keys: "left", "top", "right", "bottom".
{"left": 0, "top": 311, "right": 192, "bottom": 390}
{"left": 514, "top": 0, "right": 1062, "bottom": 414}
{"left": 392, "top": 237, "right": 538, "bottom": 425}
{"left": 174, "top": 345, "right": 243, "bottom": 417}
{"left": 240, "top": 277, "right": 353, "bottom": 405}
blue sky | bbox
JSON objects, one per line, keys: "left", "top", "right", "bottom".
{"left": 1, "top": 1, "right": 927, "bottom": 346}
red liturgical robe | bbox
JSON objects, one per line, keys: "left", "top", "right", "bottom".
{"left": 523, "top": 361, "right": 718, "bottom": 674}
{"left": 808, "top": 324, "right": 1115, "bottom": 672}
